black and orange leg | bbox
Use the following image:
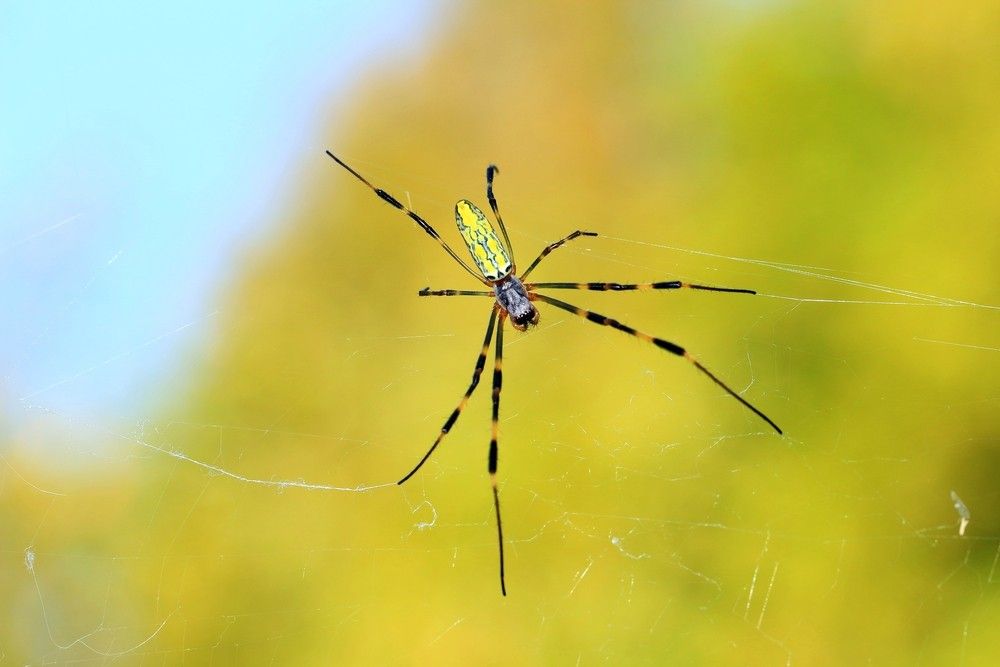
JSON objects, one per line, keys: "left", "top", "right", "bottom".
{"left": 531, "top": 293, "right": 782, "bottom": 435}
{"left": 486, "top": 165, "right": 515, "bottom": 264}
{"left": 520, "top": 230, "right": 599, "bottom": 279}
{"left": 398, "top": 307, "right": 500, "bottom": 484}
{"left": 526, "top": 281, "right": 756, "bottom": 295}
{"left": 490, "top": 313, "right": 507, "bottom": 596}
{"left": 325, "top": 150, "right": 486, "bottom": 283}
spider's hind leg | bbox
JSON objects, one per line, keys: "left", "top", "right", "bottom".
{"left": 485, "top": 165, "right": 514, "bottom": 265}
{"left": 520, "top": 230, "right": 598, "bottom": 279}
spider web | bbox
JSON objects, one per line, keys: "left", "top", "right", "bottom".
{"left": 5, "top": 221, "right": 997, "bottom": 664}
{"left": 3, "top": 2, "right": 999, "bottom": 665}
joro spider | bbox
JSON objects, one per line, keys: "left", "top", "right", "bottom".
{"left": 325, "top": 150, "right": 782, "bottom": 596}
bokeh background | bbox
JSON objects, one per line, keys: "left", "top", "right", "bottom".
{"left": 3, "top": 1, "right": 999, "bottom": 664}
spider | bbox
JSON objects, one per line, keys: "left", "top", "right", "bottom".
{"left": 325, "top": 150, "right": 782, "bottom": 596}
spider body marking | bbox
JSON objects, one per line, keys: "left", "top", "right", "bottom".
{"left": 453, "top": 197, "right": 538, "bottom": 330}
{"left": 455, "top": 199, "right": 513, "bottom": 280}
{"left": 325, "top": 149, "right": 782, "bottom": 597}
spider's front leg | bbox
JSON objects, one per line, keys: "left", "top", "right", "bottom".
{"left": 489, "top": 313, "right": 508, "bottom": 596}
{"left": 397, "top": 307, "right": 499, "bottom": 484}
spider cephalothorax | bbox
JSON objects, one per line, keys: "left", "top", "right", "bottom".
{"left": 494, "top": 276, "right": 538, "bottom": 331}
{"left": 326, "top": 150, "right": 782, "bottom": 596}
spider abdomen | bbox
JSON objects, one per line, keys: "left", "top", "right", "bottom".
{"left": 455, "top": 199, "right": 513, "bottom": 281}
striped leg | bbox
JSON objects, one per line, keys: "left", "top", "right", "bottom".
{"left": 526, "top": 281, "right": 755, "bottom": 294}
{"left": 418, "top": 287, "right": 494, "bottom": 297}
{"left": 490, "top": 313, "right": 507, "bottom": 596}
{"left": 531, "top": 293, "right": 782, "bottom": 434}
{"left": 325, "top": 150, "right": 486, "bottom": 283}
{"left": 398, "top": 307, "right": 500, "bottom": 484}
{"left": 485, "top": 165, "right": 515, "bottom": 264}
{"left": 520, "top": 230, "right": 598, "bottom": 279}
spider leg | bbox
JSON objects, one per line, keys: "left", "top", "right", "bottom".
{"left": 525, "top": 281, "right": 755, "bottom": 295}
{"left": 326, "top": 150, "right": 486, "bottom": 284}
{"left": 485, "top": 165, "right": 515, "bottom": 266}
{"left": 490, "top": 313, "right": 507, "bottom": 596}
{"left": 520, "top": 230, "right": 598, "bottom": 279}
{"left": 418, "top": 287, "right": 494, "bottom": 297}
{"left": 398, "top": 307, "right": 500, "bottom": 484}
{"left": 531, "top": 293, "right": 782, "bottom": 434}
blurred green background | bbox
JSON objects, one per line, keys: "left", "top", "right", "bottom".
{"left": 3, "top": 1, "right": 999, "bottom": 664}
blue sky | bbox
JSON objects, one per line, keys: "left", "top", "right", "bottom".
{"left": 0, "top": 2, "right": 435, "bottom": 425}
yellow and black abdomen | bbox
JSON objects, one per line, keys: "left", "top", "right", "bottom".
{"left": 455, "top": 199, "right": 512, "bottom": 282}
